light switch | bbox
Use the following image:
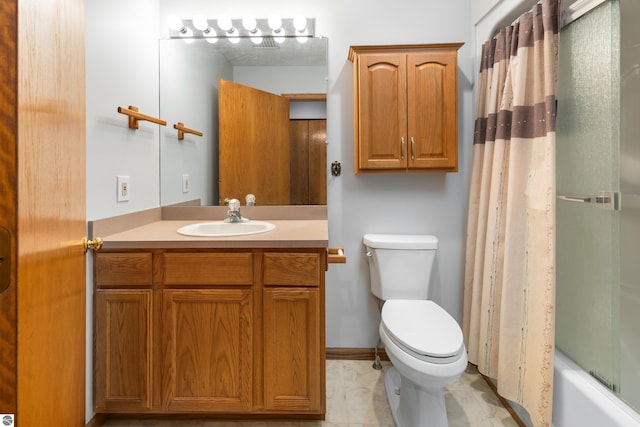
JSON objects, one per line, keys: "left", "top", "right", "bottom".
{"left": 117, "top": 175, "right": 130, "bottom": 202}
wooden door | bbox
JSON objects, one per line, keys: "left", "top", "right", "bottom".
{"left": 0, "top": 0, "right": 87, "bottom": 425}
{"left": 263, "top": 288, "right": 322, "bottom": 412}
{"left": 219, "top": 79, "right": 291, "bottom": 205}
{"left": 290, "top": 119, "right": 326, "bottom": 205}
{"left": 162, "top": 289, "right": 253, "bottom": 412}
{"left": 356, "top": 52, "right": 407, "bottom": 170}
{"left": 406, "top": 50, "right": 458, "bottom": 171}
{"left": 0, "top": 0, "right": 18, "bottom": 417}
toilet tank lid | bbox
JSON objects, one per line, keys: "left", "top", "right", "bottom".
{"left": 363, "top": 234, "right": 438, "bottom": 250}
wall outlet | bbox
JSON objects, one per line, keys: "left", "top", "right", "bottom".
{"left": 117, "top": 175, "right": 130, "bottom": 202}
{"left": 182, "top": 174, "right": 190, "bottom": 193}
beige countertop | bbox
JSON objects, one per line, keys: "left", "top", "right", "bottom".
{"left": 100, "top": 219, "right": 328, "bottom": 249}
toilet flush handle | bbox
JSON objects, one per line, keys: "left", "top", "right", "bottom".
{"left": 364, "top": 251, "right": 372, "bottom": 257}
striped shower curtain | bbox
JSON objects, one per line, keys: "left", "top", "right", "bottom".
{"left": 463, "top": 1, "right": 559, "bottom": 426}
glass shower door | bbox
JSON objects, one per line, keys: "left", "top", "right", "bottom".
{"left": 556, "top": 0, "right": 621, "bottom": 393}
{"left": 618, "top": 0, "right": 640, "bottom": 411}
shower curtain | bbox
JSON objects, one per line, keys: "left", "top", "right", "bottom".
{"left": 463, "top": 1, "right": 559, "bottom": 426}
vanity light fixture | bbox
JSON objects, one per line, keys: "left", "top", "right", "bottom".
{"left": 268, "top": 14, "right": 286, "bottom": 43}
{"left": 193, "top": 15, "right": 217, "bottom": 43}
{"left": 167, "top": 15, "right": 193, "bottom": 38}
{"left": 217, "top": 16, "right": 237, "bottom": 36}
{"left": 268, "top": 15, "right": 282, "bottom": 32}
{"left": 292, "top": 15, "right": 309, "bottom": 43}
{"left": 242, "top": 16, "right": 257, "bottom": 32}
{"left": 168, "top": 16, "right": 315, "bottom": 45}
{"left": 293, "top": 15, "right": 307, "bottom": 33}
{"left": 242, "top": 16, "right": 263, "bottom": 44}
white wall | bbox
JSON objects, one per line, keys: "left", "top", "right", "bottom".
{"left": 85, "top": 0, "right": 160, "bottom": 421}
{"left": 86, "top": 0, "right": 160, "bottom": 220}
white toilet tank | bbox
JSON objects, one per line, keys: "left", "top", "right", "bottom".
{"left": 363, "top": 234, "right": 438, "bottom": 300}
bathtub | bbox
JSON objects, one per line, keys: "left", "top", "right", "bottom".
{"left": 553, "top": 350, "right": 640, "bottom": 427}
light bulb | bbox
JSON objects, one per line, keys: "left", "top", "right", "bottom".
{"left": 250, "top": 28, "right": 263, "bottom": 44}
{"left": 268, "top": 14, "right": 282, "bottom": 31}
{"left": 168, "top": 15, "right": 185, "bottom": 31}
{"left": 202, "top": 27, "right": 217, "bottom": 38}
{"left": 242, "top": 16, "right": 257, "bottom": 32}
{"left": 192, "top": 15, "right": 209, "bottom": 31}
{"left": 293, "top": 15, "right": 307, "bottom": 32}
{"left": 218, "top": 16, "right": 233, "bottom": 32}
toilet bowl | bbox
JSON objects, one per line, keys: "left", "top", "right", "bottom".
{"left": 380, "top": 300, "right": 467, "bottom": 427}
{"left": 363, "top": 234, "right": 468, "bottom": 427}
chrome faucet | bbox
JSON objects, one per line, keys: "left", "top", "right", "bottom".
{"left": 224, "top": 198, "right": 249, "bottom": 223}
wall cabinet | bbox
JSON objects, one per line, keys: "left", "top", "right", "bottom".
{"left": 348, "top": 44, "right": 463, "bottom": 173}
{"left": 93, "top": 248, "right": 325, "bottom": 418}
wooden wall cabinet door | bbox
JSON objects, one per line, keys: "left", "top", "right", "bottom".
{"left": 161, "top": 289, "right": 253, "bottom": 412}
{"left": 94, "top": 289, "right": 153, "bottom": 412}
{"left": 349, "top": 44, "right": 463, "bottom": 173}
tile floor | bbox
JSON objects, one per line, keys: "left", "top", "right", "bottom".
{"left": 102, "top": 360, "right": 518, "bottom": 427}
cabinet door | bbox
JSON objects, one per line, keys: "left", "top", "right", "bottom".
{"left": 407, "top": 50, "right": 458, "bottom": 171}
{"left": 263, "top": 288, "right": 322, "bottom": 412}
{"left": 356, "top": 52, "right": 407, "bottom": 170}
{"left": 162, "top": 289, "right": 253, "bottom": 412}
{"left": 95, "top": 289, "right": 152, "bottom": 412}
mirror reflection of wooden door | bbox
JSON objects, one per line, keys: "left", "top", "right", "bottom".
{"left": 219, "top": 79, "right": 290, "bottom": 205}
{"left": 290, "top": 119, "right": 326, "bottom": 205}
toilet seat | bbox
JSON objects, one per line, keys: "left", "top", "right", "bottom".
{"left": 381, "top": 300, "right": 464, "bottom": 364}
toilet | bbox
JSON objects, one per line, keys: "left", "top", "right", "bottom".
{"left": 363, "top": 234, "right": 467, "bottom": 427}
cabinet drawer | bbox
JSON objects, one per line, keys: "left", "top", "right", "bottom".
{"left": 163, "top": 252, "right": 253, "bottom": 285}
{"left": 95, "top": 253, "right": 152, "bottom": 287}
{"left": 263, "top": 253, "right": 319, "bottom": 287}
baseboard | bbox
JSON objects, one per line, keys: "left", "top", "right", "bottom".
{"left": 326, "top": 347, "right": 389, "bottom": 361}
{"left": 86, "top": 413, "right": 108, "bottom": 427}
{"left": 478, "top": 369, "right": 527, "bottom": 427}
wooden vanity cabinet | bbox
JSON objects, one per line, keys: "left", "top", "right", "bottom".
{"left": 160, "top": 252, "right": 254, "bottom": 412}
{"left": 94, "top": 253, "right": 153, "bottom": 412}
{"left": 93, "top": 248, "right": 325, "bottom": 417}
{"left": 348, "top": 44, "right": 463, "bottom": 173}
{"left": 262, "top": 252, "right": 323, "bottom": 412}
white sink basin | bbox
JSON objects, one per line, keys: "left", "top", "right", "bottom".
{"left": 177, "top": 220, "right": 275, "bottom": 237}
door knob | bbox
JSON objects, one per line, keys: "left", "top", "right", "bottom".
{"left": 83, "top": 237, "right": 103, "bottom": 253}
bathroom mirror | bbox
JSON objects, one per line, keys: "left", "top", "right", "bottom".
{"left": 159, "top": 36, "right": 328, "bottom": 206}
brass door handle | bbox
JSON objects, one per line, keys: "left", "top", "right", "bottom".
{"left": 401, "top": 137, "right": 406, "bottom": 160}
{"left": 83, "top": 237, "right": 103, "bottom": 253}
